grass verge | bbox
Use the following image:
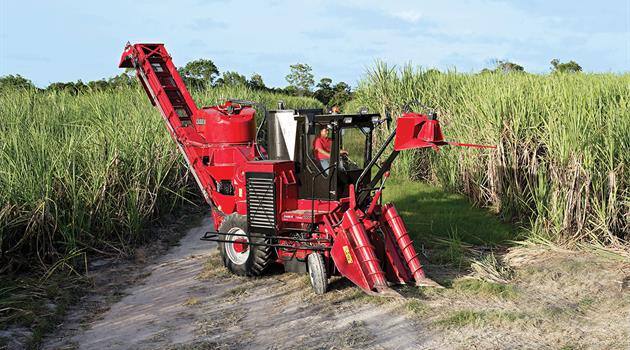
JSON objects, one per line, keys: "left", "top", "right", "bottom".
{"left": 435, "top": 309, "right": 529, "bottom": 328}
{"left": 0, "top": 272, "right": 87, "bottom": 349}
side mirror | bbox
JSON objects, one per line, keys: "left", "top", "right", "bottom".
{"left": 385, "top": 110, "right": 392, "bottom": 130}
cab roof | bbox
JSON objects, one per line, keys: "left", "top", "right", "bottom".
{"left": 296, "top": 113, "right": 382, "bottom": 127}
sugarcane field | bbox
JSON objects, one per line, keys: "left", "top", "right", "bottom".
{"left": 1, "top": 1, "right": 629, "bottom": 349}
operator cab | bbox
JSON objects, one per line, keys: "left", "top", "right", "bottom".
{"left": 294, "top": 112, "right": 381, "bottom": 200}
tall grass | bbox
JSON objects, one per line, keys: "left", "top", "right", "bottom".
{"left": 354, "top": 62, "right": 629, "bottom": 245}
{"left": 0, "top": 85, "right": 320, "bottom": 271}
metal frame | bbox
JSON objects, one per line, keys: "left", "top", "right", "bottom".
{"left": 201, "top": 230, "right": 331, "bottom": 251}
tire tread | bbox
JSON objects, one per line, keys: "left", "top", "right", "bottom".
{"left": 218, "top": 213, "right": 274, "bottom": 276}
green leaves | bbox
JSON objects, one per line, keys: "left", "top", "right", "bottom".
{"left": 0, "top": 86, "right": 321, "bottom": 271}
{"left": 285, "top": 63, "right": 315, "bottom": 96}
{"left": 356, "top": 64, "right": 629, "bottom": 245}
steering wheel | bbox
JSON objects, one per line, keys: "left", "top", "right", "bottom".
{"left": 339, "top": 153, "right": 359, "bottom": 171}
{"left": 339, "top": 153, "right": 349, "bottom": 171}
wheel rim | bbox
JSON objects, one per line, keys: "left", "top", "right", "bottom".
{"left": 226, "top": 227, "right": 249, "bottom": 265}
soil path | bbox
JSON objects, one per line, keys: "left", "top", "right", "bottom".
{"left": 44, "top": 216, "right": 430, "bottom": 350}
{"left": 43, "top": 215, "right": 630, "bottom": 349}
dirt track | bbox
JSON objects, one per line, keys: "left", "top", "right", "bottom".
{"left": 43, "top": 217, "right": 431, "bottom": 350}
{"left": 43, "top": 216, "right": 630, "bottom": 350}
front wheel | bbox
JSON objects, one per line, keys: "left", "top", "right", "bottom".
{"left": 218, "top": 214, "right": 273, "bottom": 276}
{"left": 307, "top": 253, "right": 328, "bottom": 295}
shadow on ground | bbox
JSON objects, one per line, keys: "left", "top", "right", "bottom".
{"left": 382, "top": 179, "right": 521, "bottom": 286}
{"left": 385, "top": 179, "right": 517, "bottom": 246}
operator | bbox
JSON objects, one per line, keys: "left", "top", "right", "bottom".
{"left": 313, "top": 127, "right": 347, "bottom": 175}
{"left": 313, "top": 127, "right": 332, "bottom": 174}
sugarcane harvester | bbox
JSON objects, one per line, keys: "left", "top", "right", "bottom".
{"left": 119, "top": 43, "right": 493, "bottom": 296}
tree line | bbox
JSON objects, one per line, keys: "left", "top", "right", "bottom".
{"left": 0, "top": 57, "right": 582, "bottom": 107}
{"left": 0, "top": 59, "right": 354, "bottom": 108}
{"left": 481, "top": 58, "right": 582, "bottom": 74}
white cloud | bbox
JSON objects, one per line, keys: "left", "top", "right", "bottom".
{"left": 391, "top": 10, "right": 422, "bottom": 23}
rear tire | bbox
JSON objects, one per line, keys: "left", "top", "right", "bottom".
{"left": 307, "top": 253, "right": 328, "bottom": 295}
{"left": 218, "top": 213, "right": 273, "bottom": 276}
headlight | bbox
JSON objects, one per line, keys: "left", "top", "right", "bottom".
{"left": 343, "top": 117, "right": 353, "bottom": 124}
{"left": 371, "top": 116, "right": 380, "bottom": 123}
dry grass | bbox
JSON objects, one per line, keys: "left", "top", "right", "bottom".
{"left": 195, "top": 309, "right": 246, "bottom": 336}
{"left": 0, "top": 272, "right": 87, "bottom": 348}
{"left": 405, "top": 299, "right": 429, "bottom": 318}
{"left": 182, "top": 297, "right": 200, "bottom": 306}
{"left": 341, "top": 243, "right": 630, "bottom": 348}
{"left": 88, "top": 225, "right": 628, "bottom": 350}
{"left": 434, "top": 309, "right": 529, "bottom": 328}
{"left": 451, "top": 279, "right": 518, "bottom": 299}
{"left": 468, "top": 252, "right": 514, "bottom": 284}
{"left": 197, "top": 252, "right": 233, "bottom": 280}
{"left": 338, "top": 320, "right": 375, "bottom": 348}
{"left": 248, "top": 206, "right": 627, "bottom": 347}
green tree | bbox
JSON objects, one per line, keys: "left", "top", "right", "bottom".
{"left": 314, "top": 78, "right": 334, "bottom": 105}
{"left": 285, "top": 63, "right": 314, "bottom": 96}
{"left": 329, "top": 81, "right": 352, "bottom": 108}
{"left": 495, "top": 60, "right": 524, "bottom": 73}
{"left": 0, "top": 74, "right": 36, "bottom": 91}
{"left": 108, "top": 71, "right": 137, "bottom": 89}
{"left": 248, "top": 73, "right": 266, "bottom": 90}
{"left": 46, "top": 80, "right": 87, "bottom": 95}
{"left": 178, "top": 59, "right": 219, "bottom": 90}
{"left": 313, "top": 78, "right": 353, "bottom": 107}
{"left": 216, "top": 71, "right": 247, "bottom": 87}
{"left": 480, "top": 60, "right": 525, "bottom": 74}
{"left": 550, "top": 59, "right": 582, "bottom": 73}
{"left": 283, "top": 85, "right": 299, "bottom": 96}
{"left": 87, "top": 79, "right": 110, "bottom": 91}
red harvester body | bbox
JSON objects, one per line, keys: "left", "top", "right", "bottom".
{"left": 119, "top": 43, "right": 493, "bottom": 296}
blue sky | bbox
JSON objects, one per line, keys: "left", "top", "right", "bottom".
{"left": 1, "top": 0, "right": 628, "bottom": 88}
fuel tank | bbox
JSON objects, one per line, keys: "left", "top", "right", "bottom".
{"left": 195, "top": 106, "right": 256, "bottom": 144}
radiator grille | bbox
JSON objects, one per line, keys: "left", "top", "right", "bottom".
{"left": 246, "top": 172, "right": 276, "bottom": 231}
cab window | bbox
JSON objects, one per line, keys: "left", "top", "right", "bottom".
{"left": 340, "top": 127, "right": 366, "bottom": 169}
